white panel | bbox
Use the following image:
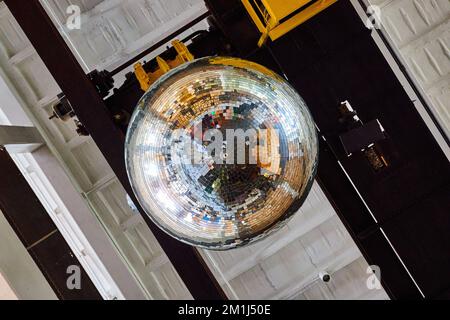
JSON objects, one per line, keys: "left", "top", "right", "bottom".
{"left": 0, "top": 8, "right": 28, "bottom": 58}
{"left": 70, "top": 139, "right": 114, "bottom": 186}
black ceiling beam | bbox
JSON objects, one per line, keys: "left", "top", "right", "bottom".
{"left": 5, "top": 0, "right": 226, "bottom": 300}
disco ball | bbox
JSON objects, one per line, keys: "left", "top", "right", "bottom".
{"left": 125, "top": 57, "right": 318, "bottom": 250}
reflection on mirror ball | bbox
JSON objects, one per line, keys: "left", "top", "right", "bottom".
{"left": 125, "top": 57, "right": 318, "bottom": 250}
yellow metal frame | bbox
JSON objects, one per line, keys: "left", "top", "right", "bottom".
{"left": 241, "top": 0, "right": 338, "bottom": 47}
{"left": 134, "top": 40, "right": 194, "bottom": 92}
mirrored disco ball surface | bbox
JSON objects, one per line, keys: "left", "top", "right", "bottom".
{"left": 125, "top": 57, "right": 318, "bottom": 250}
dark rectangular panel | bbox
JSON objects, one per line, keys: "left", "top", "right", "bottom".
{"left": 359, "top": 230, "right": 422, "bottom": 299}
{"left": 0, "top": 167, "right": 55, "bottom": 248}
{"left": 340, "top": 120, "right": 386, "bottom": 155}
